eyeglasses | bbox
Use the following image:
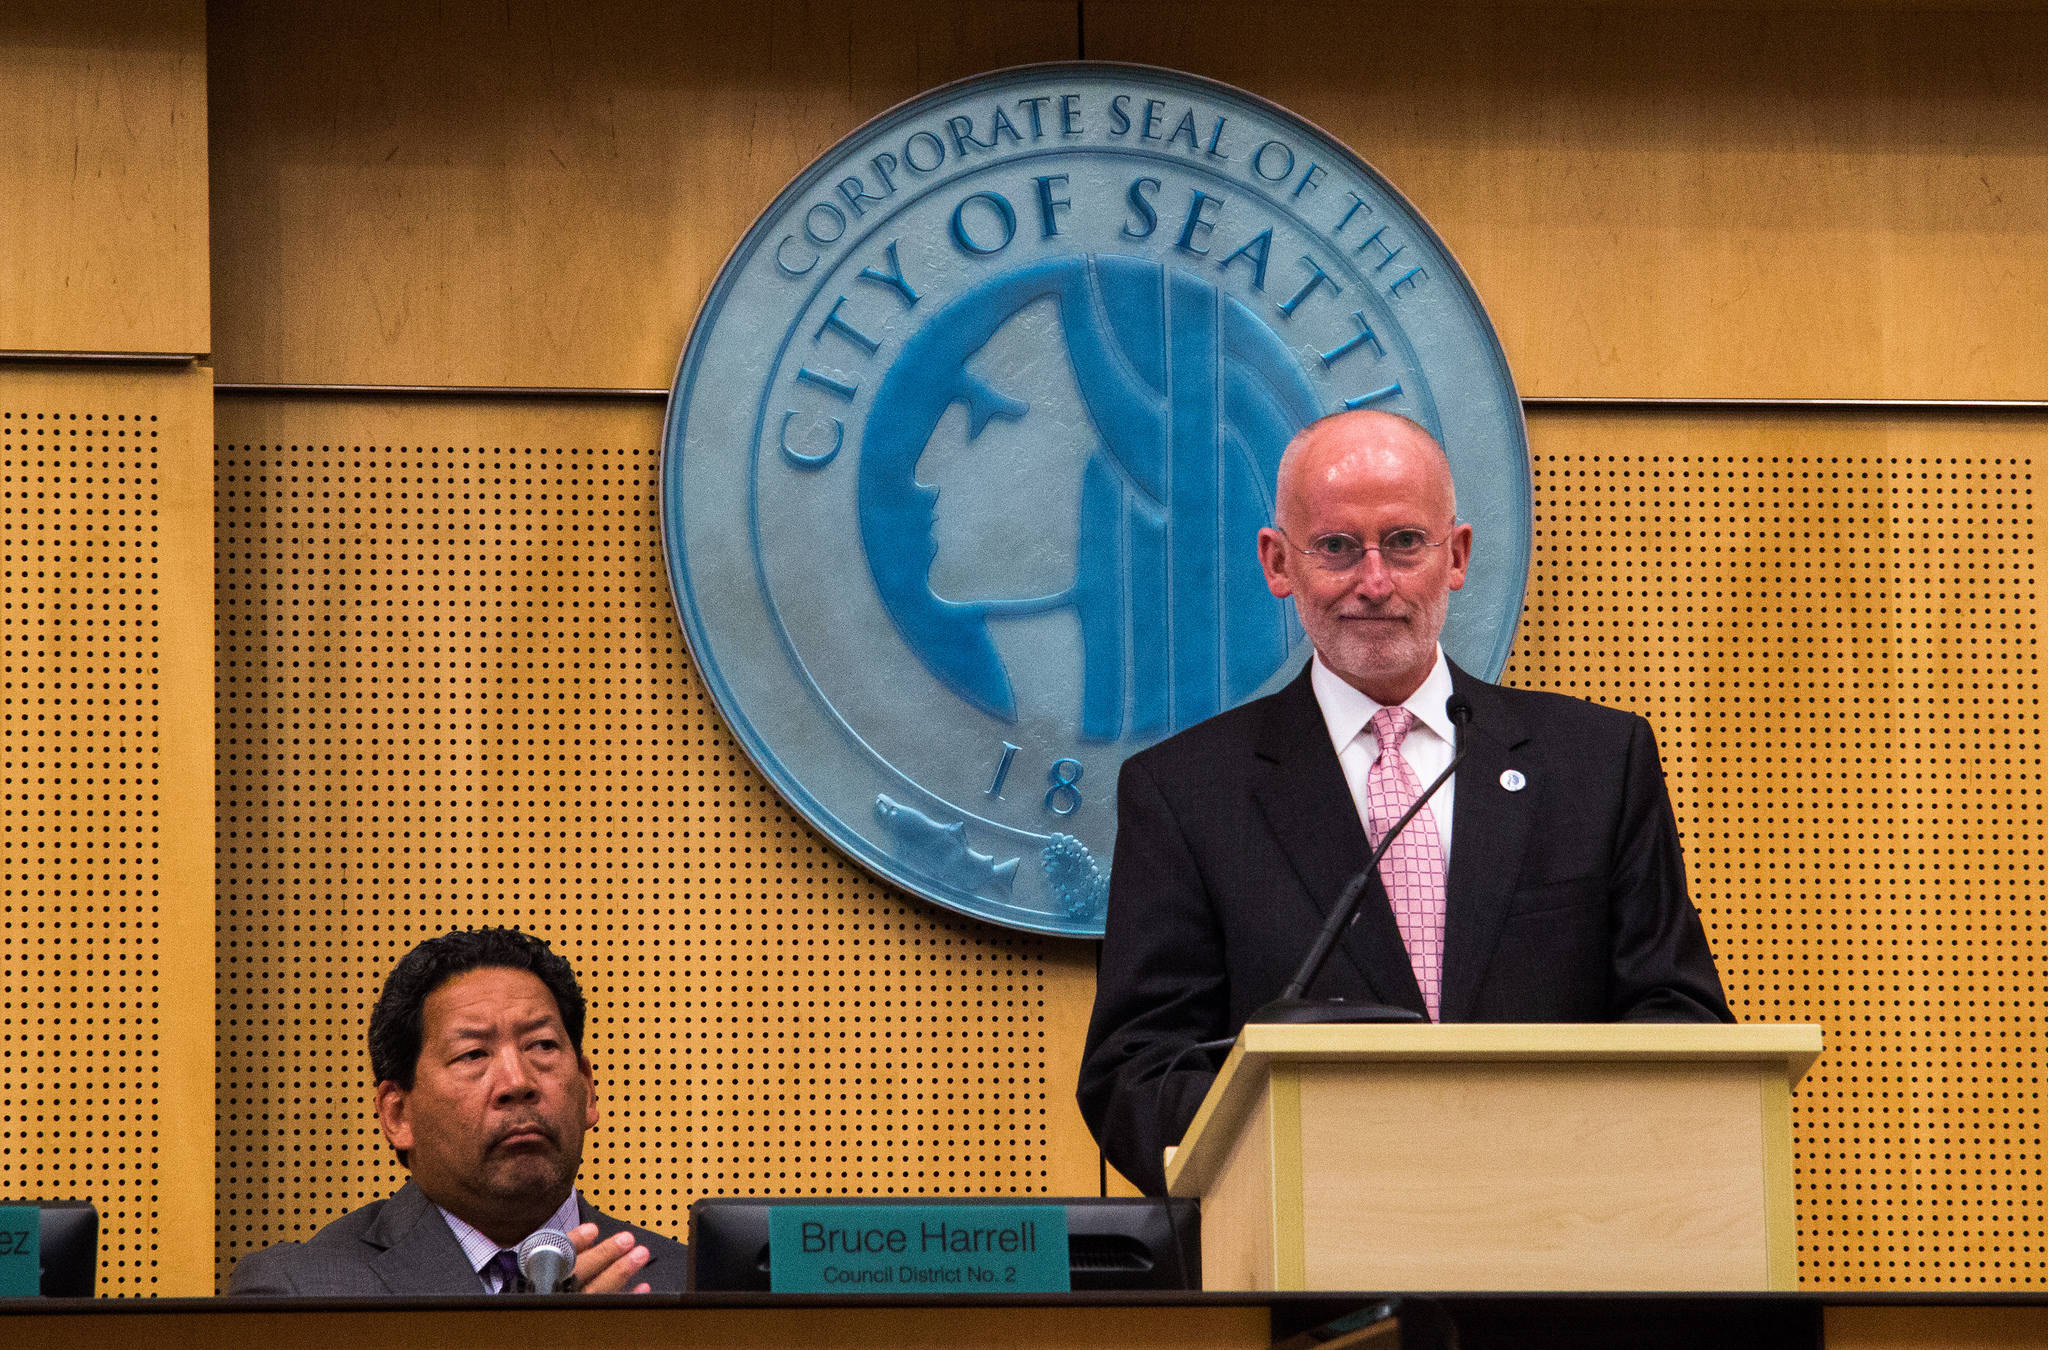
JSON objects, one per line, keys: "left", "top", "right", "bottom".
{"left": 1274, "top": 525, "right": 1456, "bottom": 573}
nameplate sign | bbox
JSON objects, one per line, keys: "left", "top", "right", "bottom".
{"left": 0, "top": 1206, "right": 38, "bottom": 1296}
{"left": 767, "top": 1203, "right": 1070, "bottom": 1293}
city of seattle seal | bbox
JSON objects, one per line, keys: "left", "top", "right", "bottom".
{"left": 663, "top": 63, "right": 1530, "bottom": 936}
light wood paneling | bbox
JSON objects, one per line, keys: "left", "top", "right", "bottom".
{"left": 189, "top": 3, "right": 2048, "bottom": 1301}
{"left": 0, "top": 363, "right": 215, "bottom": 1294}
{"left": 1197, "top": 1087, "right": 1278, "bottom": 1292}
{"left": 206, "top": 0, "right": 1079, "bottom": 390}
{"left": 1173, "top": 1026, "right": 1814, "bottom": 1292}
{"left": 211, "top": 392, "right": 1104, "bottom": 1290}
{"left": 208, "top": 397, "right": 2048, "bottom": 1291}
{"left": 1296, "top": 1060, "right": 1770, "bottom": 1291}
{"left": 1514, "top": 405, "right": 2048, "bottom": 1288}
{"left": 0, "top": 2, "right": 209, "bottom": 355}
{"left": 1089, "top": 2, "right": 2048, "bottom": 400}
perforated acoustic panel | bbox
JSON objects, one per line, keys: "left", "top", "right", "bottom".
{"left": 214, "top": 395, "right": 2048, "bottom": 1291}
{"left": 1511, "top": 408, "right": 2045, "bottom": 1289}
{"left": 212, "top": 395, "right": 1103, "bottom": 1291}
{"left": 0, "top": 365, "right": 215, "bottom": 1296}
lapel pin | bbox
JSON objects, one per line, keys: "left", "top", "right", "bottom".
{"left": 1499, "top": 769, "right": 1527, "bottom": 792}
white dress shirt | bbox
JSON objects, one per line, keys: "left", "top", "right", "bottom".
{"left": 440, "top": 1188, "right": 582, "bottom": 1291}
{"left": 1309, "top": 648, "right": 1459, "bottom": 862}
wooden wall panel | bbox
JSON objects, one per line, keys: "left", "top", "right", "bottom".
{"left": 205, "top": 391, "right": 2048, "bottom": 1291}
{"left": 191, "top": 0, "right": 2048, "bottom": 1307}
{"left": 0, "top": 363, "right": 216, "bottom": 1294}
{"left": 211, "top": 392, "right": 1104, "bottom": 1291}
{"left": 1514, "top": 406, "right": 2046, "bottom": 1287}
{"left": 0, "top": 2, "right": 209, "bottom": 356}
{"left": 1089, "top": 2, "right": 2048, "bottom": 401}
{"left": 206, "top": 0, "right": 1080, "bottom": 390}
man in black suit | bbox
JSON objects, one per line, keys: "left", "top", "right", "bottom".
{"left": 1078, "top": 410, "right": 1731, "bottom": 1196}
{"left": 229, "top": 927, "right": 686, "bottom": 1294}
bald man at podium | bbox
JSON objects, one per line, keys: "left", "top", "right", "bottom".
{"left": 1078, "top": 411, "right": 1731, "bottom": 1196}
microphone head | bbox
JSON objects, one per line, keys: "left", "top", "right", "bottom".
{"left": 1447, "top": 693, "right": 1474, "bottom": 726}
{"left": 517, "top": 1227, "right": 578, "bottom": 1294}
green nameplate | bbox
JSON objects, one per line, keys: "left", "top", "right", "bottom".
{"left": 768, "top": 1204, "right": 1069, "bottom": 1294}
{"left": 0, "top": 1206, "right": 38, "bottom": 1296}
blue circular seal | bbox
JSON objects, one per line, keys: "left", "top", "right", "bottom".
{"left": 664, "top": 63, "right": 1530, "bottom": 938}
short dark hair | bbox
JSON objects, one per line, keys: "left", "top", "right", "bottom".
{"left": 368, "top": 927, "right": 586, "bottom": 1090}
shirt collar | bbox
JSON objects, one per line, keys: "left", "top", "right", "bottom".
{"left": 1310, "top": 648, "right": 1456, "bottom": 753}
{"left": 439, "top": 1187, "right": 583, "bottom": 1274}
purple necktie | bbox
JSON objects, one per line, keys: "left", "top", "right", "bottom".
{"left": 483, "top": 1247, "right": 523, "bottom": 1293}
{"left": 1365, "top": 706, "right": 1448, "bottom": 1020}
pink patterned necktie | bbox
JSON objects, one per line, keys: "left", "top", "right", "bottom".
{"left": 1365, "top": 706, "right": 1447, "bottom": 1021}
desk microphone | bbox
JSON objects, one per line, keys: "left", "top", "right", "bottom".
{"left": 1249, "top": 693, "right": 1474, "bottom": 1026}
{"left": 517, "top": 1228, "right": 577, "bottom": 1293}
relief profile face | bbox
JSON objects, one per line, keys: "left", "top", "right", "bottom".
{"left": 914, "top": 297, "right": 1093, "bottom": 609}
{"left": 859, "top": 254, "right": 1317, "bottom": 742}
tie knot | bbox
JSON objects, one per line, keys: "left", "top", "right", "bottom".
{"left": 484, "top": 1247, "right": 523, "bottom": 1293}
{"left": 1371, "top": 705, "right": 1413, "bottom": 755}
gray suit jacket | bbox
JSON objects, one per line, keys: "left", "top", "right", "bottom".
{"left": 227, "top": 1180, "right": 688, "bottom": 1295}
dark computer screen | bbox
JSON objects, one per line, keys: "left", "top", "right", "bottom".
{"left": 0, "top": 1201, "right": 97, "bottom": 1297}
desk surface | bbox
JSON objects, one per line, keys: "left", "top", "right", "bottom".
{"left": 5, "top": 1290, "right": 2048, "bottom": 1350}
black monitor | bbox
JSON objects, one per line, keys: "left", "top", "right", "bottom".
{"left": 0, "top": 1201, "right": 97, "bottom": 1297}
{"left": 689, "top": 1196, "right": 1200, "bottom": 1292}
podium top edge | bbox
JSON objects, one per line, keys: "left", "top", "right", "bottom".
{"left": 1234, "top": 1021, "right": 1822, "bottom": 1067}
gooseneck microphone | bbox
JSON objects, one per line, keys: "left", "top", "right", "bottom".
{"left": 1249, "top": 693, "right": 1474, "bottom": 1025}
{"left": 516, "top": 1227, "right": 577, "bottom": 1294}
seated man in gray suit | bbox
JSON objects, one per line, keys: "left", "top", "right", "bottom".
{"left": 230, "top": 927, "right": 686, "bottom": 1294}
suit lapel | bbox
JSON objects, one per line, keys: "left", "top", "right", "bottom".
{"left": 363, "top": 1180, "right": 489, "bottom": 1294}
{"left": 1251, "top": 666, "right": 1427, "bottom": 1014}
{"left": 1439, "top": 666, "right": 1537, "bottom": 1022}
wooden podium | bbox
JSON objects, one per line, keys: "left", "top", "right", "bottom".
{"left": 1163, "top": 1022, "right": 1821, "bottom": 1293}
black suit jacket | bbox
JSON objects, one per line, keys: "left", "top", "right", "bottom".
{"left": 1077, "top": 660, "right": 1732, "bottom": 1195}
{"left": 226, "top": 1180, "right": 688, "bottom": 1295}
